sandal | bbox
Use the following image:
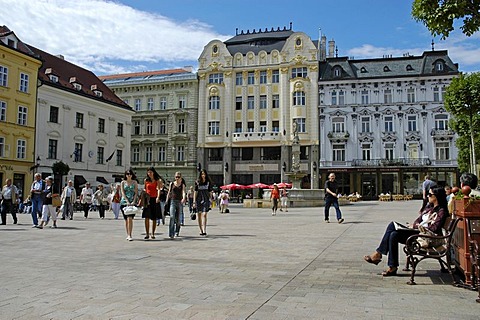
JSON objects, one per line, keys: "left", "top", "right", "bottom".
{"left": 382, "top": 268, "right": 398, "bottom": 277}
{"left": 150, "top": 235, "right": 155, "bottom": 239}
{"left": 364, "top": 255, "right": 382, "bottom": 265}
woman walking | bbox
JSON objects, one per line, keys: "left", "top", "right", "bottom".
{"left": 111, "top": 183, "right": 121, "bottom": 219}
{"left": 142, "top": 167, "right": 163, "bottom": 240}
{"left": 94, "top": 184, "right": 108, "bottom": 219}
{"left": 193, "top": 169, "right": 213, "bottom": 236}
{"left": 80, "top": 182, "right": 93, "bottom": 219}
{"left": 270, "top": 184, "right": 280, "bottom": 216}
{"left": 120, "top": 169, "right": 139, "bottom": 241}
{"left": 37, "top": 176, "right": 57, "bottom": 229}
{"left": 167, "top": 171, "right": 186, "bottom": 239}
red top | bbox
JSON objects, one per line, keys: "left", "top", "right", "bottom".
{"left": 145, "top": 180, "right": 158, "bottom": 197}
{"left": 271, "top": 189, "right": 280, "bottom": 199}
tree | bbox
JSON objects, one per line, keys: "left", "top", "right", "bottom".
{"left": 412, "top": 0, "right": 480, "bottom": 39}
{"left": 444, "top": 72, "right": 480, "bottom": 174}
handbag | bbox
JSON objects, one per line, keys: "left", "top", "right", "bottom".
{"left": 190, "top": 207, "right": 197, "bottom": 220}
{"left": 123, "top": 205, "right": 141, "bottom": 216}
{"left": 417, "top": 225, "right": 446, "bottom": 248}
{"left": 52, "top": 194, "right": 62, "bottom": 207}
{"left": 164, "top": 198, "right": 171, "bottom": 216}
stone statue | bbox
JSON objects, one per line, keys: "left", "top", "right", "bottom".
{"left": 292, "top": 119, "right": 299, "bottom": 144}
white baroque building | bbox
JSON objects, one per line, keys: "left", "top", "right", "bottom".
{"left": 318, "top": 50, "right": 460, "bottom": 199}
{"left": 32, "top": 46, "right": 134, "bottom": 190}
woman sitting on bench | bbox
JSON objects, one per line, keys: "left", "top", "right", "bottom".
{"left": 363, "top": 186, "right": 448, "bottom": 276}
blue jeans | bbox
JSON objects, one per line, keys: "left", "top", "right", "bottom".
{"left": 31, "top": 195, "right": 43, "bottom": 226}
{"left": 324, "top": 197, "right": 342, "bottom": 221}
{"left": 169, "top": 200, "right": 182, "bottom": 237}
{"left": 377, "top": 221, "right": 419, "bottom": 267}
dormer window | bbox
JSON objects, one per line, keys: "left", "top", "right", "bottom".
{"left": 406, "top": 64, "right": 413, "bottom": 71}
{"left": 333, "top": 66, "right": 342, "bottom": 78}
{"left": 435, "top": 61, "right": 445, "bottom": 72}
{"left": 383, "top": 66, "right": 390, "bottom": 72}
{"left": 73, "top": 83, "right": 82, "bottom": 91}
{"left": 49, "top": 75, "right": 58, "bottom": 83}
{"left": 360, "top": 67, "right": 367, "bottom": 73}
{"left": 94, "top": 90, "right": 103, "bottom": 97}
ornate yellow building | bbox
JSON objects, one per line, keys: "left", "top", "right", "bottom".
{"left": 0, "top": 26, "right": 41, "bottom": 197}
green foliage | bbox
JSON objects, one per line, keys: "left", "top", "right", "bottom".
{"left": 412, "top": 0, "right": 480, "bottom": 39}
{"left": 51, "top": 161, "right": 70, "bottom": 176}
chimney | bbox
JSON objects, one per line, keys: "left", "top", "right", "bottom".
{"left": 56, "top": 54, "right": 64, "bottom": 60}
{"left": 320, "top": 35, "right": 327, "bottom": 61}
{"left": 328, "top": 39, "right": 335, "bottom": 58}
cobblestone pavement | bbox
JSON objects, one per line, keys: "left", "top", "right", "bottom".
{"left": 1, "top": 200, "right": 478, "bottom": 320}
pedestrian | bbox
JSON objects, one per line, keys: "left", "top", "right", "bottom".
{"left": 180, "top": 177, "right": 186, "bottom": 226}
{"left": 80, "top": 182, "right": 94, "bottom": 219}
{"left": 324, "top": 172, "right": 344, "bottom": 223}
{"left": 60, "top": 180, "right": 76, "bottom": 220}
{"left": 94, "top": 184, "right": 108, "bottom": 219}
{"left": 187, "top": 186, "right": 194, "bottom": 214}
{"left": 219, "top": 190, "right": 229, "bottom": 213}
{"left": 1, "top": 178, "right": 19, "bottom": 225}
{"left": 142, "top": 167, "right": 163, "bottom": 239}
{"left": 193, "top": 169, "right": 213, "bottom": 236}
{"left": 111, "top": 183, "right": 122, "bottom": 219}
{"left": 120, "top": 169, "right": 139, "bottom": 241}
{"left": 30, "top": 173, "right": 45, "bottom": 227}
{"left": 166, "top": 171, "right": 186, "bottom": 239}
{"left": 419, "top": 174, "right": 437, "bottom": 212}
{"left": 37, "top": 176, "right": 57, "bottom": 229}
{"left": 280, "top": 186, "right": 288, "bottom": 212}
{"left": 270, "top": 184, "right": 280, "bottom": 216}
{"left": 157, "top": 180, "right": 167, "bottom": 226}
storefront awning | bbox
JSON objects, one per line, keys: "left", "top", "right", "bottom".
{"left": 96, "top": 176, "right": 109, "bottom": 184}
{"left": 74, "top": 175, "right": 87, "bottom": 186}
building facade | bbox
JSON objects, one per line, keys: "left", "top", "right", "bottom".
{"left": 31, "top": 46, "right": 134, "bottom": 191}
{"left": 101, "top": 68, "right": 199, "bottom": 185}
{"left": 318, "top": 50, "right": 460, "bottom": 199}
{"left": 0, "top": 26, "right": 42, "bottom": 197}
{"left": 197, "top": 25, "right": 320, "bottom": 187}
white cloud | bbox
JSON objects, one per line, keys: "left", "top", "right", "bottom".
{"left": 1, "top": 0, "right": 230, "bottom": 74}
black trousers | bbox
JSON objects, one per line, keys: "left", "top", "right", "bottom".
{"left": 1, "top": 199, "right": 17, "bottom": 224}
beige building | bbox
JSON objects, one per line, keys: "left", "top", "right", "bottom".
{"left": 197, "top": 25, "right": 320, "bottom": 187}
{"left": 100, "top": 68, "right": 199, "bottom": 185}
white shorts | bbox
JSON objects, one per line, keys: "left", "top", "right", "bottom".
{"left": 41, "top": 205, "right": 57, "bottom": 221}
{"left": 281, "top": 197, "right": 288, "bottom": 206}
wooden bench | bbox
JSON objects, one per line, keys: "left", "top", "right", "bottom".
{"left": 403, "top": 217, "right": 462, "bottom": 285}
{"left": 470, "top": 239, "right": 480, "bottom": 303}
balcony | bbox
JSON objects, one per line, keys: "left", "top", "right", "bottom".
{"left": 232, "top": 131, "right": 281, "bottom": 143}
{"left": 351, "top": 158, "right": 432, "bottom": 167}
{"left": 430, "top": 129, "right": 455, "bottom": 140}
{"left": 327, "top": 131, "right": 350, "bottom": 142}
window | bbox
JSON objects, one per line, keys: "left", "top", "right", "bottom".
{"left": 134, "top": 98, "right": 141, "bottom": 111}
{"left": 260, "top": 121, "right": 267, "bottom": 132}
{"left": 435, "top": 114, "right": 449, "bottom": 130}
{"left": 362, "top": 143, "right": 371, "bottom": 160}
{"left": 332, "top": 117, "right": 345, "bottom": 133}
{"left": 132, "top": 147, "right": 140, "bottom": 162}
{"left": 176, "top": 146, "right": 185, "bottom": 161}
{"left": 19, "top": 73, "right": 29, "bottom": 92}
{"left": 259, "top": 71, "right": 267, "bottom": 84}
{"left": 247, "top": 72, "right": 255, "bottom": 85}
{"left": 272, "top": 70, "right": 279, "bottom": 83}
{"left": 242, "top": 147, "right": 253, "bottom": 160}
{"left": 158, "top": 119, "right": 166, "bottom": 134}
{"left": 407, "top": 115, "right": 417, "bottom": 131}
{"left": 209, "top": 73, "right": 223, "bottom": 84}
{"left": 361, "top": 89, "right": 369, "bottom": 104}
{"left": 209, "top": 96, "right": 220, "bottom": 110}
{"left": 133, "top": 121, "right": 140, "bottom": 135}
{"left": 160, "top": 97, "right": 167, "bottom": 110}
{"left": 272, "top": 95, "right": 279, "bottom": 108}
{"left": 208, "top": 121, "right": 220, "bottom": 135}
{"left": 76, "top": 112, "right": 84, "bottom": 128}
{"left": 297, "top": 118, "right": 306, "bottom": 133}
{"left": 0, "top": 65, "right": 7, "bottom": 87}
{"left": 332, "top": 144, "right": 345, "bottom": 161}
{"left": 145, "top": 146, "right": 152, "bottom": 162}
{"left": 48, "top": 139, "right": 57, "bottom": 159}
{"left": 272, "top": 121, "right": 279, "bottom": 132}
{"left": 49, "top": 106, "right": 59, "bottom": 123}
{"left": 97, "top": 147, "right": 104, "bottom": 164}
{"left": 117, "top": 123, "right": 124, "bottom": 137}
{"left": 331, "top": 91, "right": 337, "bottom": 105}
{"left": 384, "top": 89, "right": 392, "bottom": 104}
{"left": 333, "top": 67, "right": 341, "bottom": 78}
{"left": 146, "top": 120, "right": 153, "bottom": 135}
{"left": 147, "top": 97, "right": 154, "bottom": 110}
{"left": 293, "top": 91, "right": 305, "bottom": 106}
{"left": 259, "top": 95, "right": 267, "bottom": 109}
{"left": 247, "top": 96, "right": 254, "bottom": 109}
{"left": 407, "top": 88, "right": 415, "bottom": 103}
{"left": 235, "top": 97, "right": 242, "bottom": 110}
{"left": 49, "top": 74, "right": 58, "bottom": 83}
{"left": 158, "top": 146, "right": 166, "bottom": 162}
{"left": 433, "top": 87, "right": 445, "bottom": 102}
{"left": 178, "top": 118, "right": 185, "bottom": 133}
{"left": 436, "top": 142, "right": 450, "bottom": 160}
{"left": 435, "top": 61, "right": 444, "bottom": 72}
{"left": 235, "top": 72, "right": 243, "bottom": 85}
{"left": 98, "top": 118, "right": 105, "bottom": 133}
{"left": 116, "top": 149, "right": 122, "bottom": 166}
{"left": 16, "top": 139, "right": 26, "bottom": 159}
{"left": 291, "top": 67, "right": 307, "bottom": 78}
{"left": 0, "top": 100, "right": 6, "bottom": 121}
{"left": 338, "top": 90, "right": 345, "bottom": 105}
{"left": 208, "top": 148, "right": 223, "bottom": 161}
{"left": 0, "top": 137, "right": 4, "bottom": 157}
{"left": 235, "top": 122, "right": 242, "bottom": 133}
{"left": 361, "top": 117, "right": 370, "bottom": 133}
{"left": 384, "top": 116, "right": 393, "bottom": 132}
{"left": 385, "top": 143, "right": 394, "bottom": 160}
{"left": 178, "top": 94, "right": 186, "bottom": 109}
{"left": 74, "top": 143, "right": 83, "bottom": 162}
{"left": 247, "top": 122, "right": 254, "bottom": 132}
{"left": 17, "top": 106, "right": 27, "bottom": 125}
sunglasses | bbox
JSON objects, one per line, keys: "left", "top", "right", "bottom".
{"left": 175, "top": 176, "right": 181, "bottom": 178}
{"left": 126, "top": 173, "right": 132, "bottom": 175}
{"left": 427, "top": 193, "right": 435, "bottom": 197}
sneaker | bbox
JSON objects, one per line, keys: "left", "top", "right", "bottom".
{"left": 338, "top": 218, "right": 344, "bottom": 224}
{"left": 325, "top": 220, "right": 330, "bottom": 223}
{"left": 128, "top": 237, "right": 133, "bottom": 241}
{"left": 279, "top": 209, "right": 283, "bottom": 212}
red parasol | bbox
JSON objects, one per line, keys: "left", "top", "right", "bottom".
{"left": 245, "top": 182, "right": 270, "bottom": 189}
{"left": 220, "top": 183, "right": 247, "bottom": 190}
{"left": 269, "top": 182, "right": 293, "bottom": 189}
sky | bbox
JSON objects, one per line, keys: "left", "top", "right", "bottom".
{"left": 2, "top": 0, "right": 480, "bottom": 75}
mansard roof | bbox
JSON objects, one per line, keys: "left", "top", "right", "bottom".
{"left": 99, "top": 68, "right": 194, "bottom": 82}
{"left": 224, "top": 26, "right": 294, "bottom": 56}
{"left": 28, "top": 45, "right": 131, "bottom": 110}
{"left": 319, "top": 50, "right": 459, "bottom": 81}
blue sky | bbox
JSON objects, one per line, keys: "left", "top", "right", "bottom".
{"left": 2, "top": 0, "right": 479, "bottom": 74}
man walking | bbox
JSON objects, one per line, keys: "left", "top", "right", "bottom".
{"left": 1, "top": 178, "right": 19, "bottom": 225}
{"left": 61, "top": 180, "right": 76, "bottom": 220}
{"left": 30, "top": 173, "right": 45, "bottom": 227}
{"left": 324, "top": 172, "right": 344, "bottom": 223}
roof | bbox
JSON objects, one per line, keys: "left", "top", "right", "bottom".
{"left": 0, "top": 25, "right": 38, "bottom": 58}
{"left": 99, "top": 68, "right": 193, "bottom": 81}
{"left": 28, "top": 45, "right": 131, "bottom": 110}
{"left": 224, "top": 27, "right": 294, "bottom": 56}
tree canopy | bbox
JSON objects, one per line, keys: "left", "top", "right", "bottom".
{"left": 412, "top": 0, "right": 480, "bottom": 39}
